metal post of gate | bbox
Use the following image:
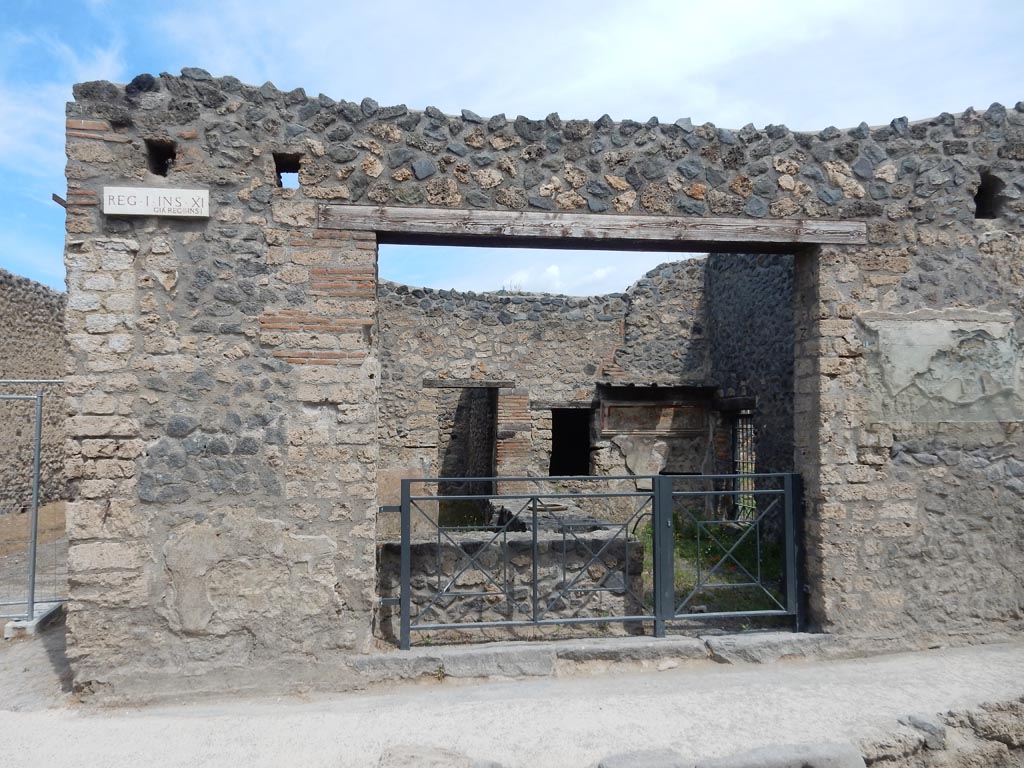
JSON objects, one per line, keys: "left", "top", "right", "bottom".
{"left": 651, "top": 475, "right": 675, "bottom": 638}
{"left": 783, "top": 473, "right": 799, "bottom": 628}
{"left": 531, "top": 496, "right": 539, "bottom": 624}
{"left": 791, "top": 473, "right": 807, "bottom": 632}
{"left": 24, "top": 389, "right": 44, "bottom": 623}
{"left": 399, "top": 479, "right": 412, "bottom": 650}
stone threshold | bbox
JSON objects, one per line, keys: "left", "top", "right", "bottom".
{"left": 92, "top": 630, "right": 932, "bottom": 706}
{"left": 353, "top": 631, "right": 843, "bottom": 685}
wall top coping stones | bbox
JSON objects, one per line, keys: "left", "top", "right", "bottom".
{"left": 0, "top": 268, "right": 66, "bottom": 302}
{"left": 68, "top": 70, "right": 1024, "bottom": 231}
{"left": 75, "top": 67, "right": 1020, "bottom": 139}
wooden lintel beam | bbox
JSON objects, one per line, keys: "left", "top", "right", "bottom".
{"left": 422, "top": 378, "right": 515, "bottom": 389}
{"left": 319, "top": 204, "right": 867, "bottom": 248}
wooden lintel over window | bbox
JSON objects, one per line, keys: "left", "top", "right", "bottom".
{"left": 422, "top": 378, "right": 515, "bottom": 389}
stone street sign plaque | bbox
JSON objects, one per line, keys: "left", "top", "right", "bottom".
{"left": 103, "top": 187, "right": 210, "bottom": 217}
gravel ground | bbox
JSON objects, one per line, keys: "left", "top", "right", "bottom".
{"left": 1, "top": 621, "right": 1022, "bottom": 768}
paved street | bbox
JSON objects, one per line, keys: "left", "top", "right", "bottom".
{"left": 1, "top": 625, "right": 1022, "bottom": 767}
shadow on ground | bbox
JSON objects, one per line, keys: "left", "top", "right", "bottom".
{"left": 0, "top": 611, "right": 72, "bottom": 711}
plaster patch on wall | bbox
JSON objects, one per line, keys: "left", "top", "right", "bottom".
{"left": 859, "top": 310, "right": 1024, "bottom": 423}
{"left": 161, "top": 509, "right": 342, "bottom": 643}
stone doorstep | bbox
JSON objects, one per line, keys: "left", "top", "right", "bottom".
{"left": 596, "top": 741, "right": 865, "bottom": 768}
{"left": 354, "top": 632, "right": 840, "bottom": 685}
{"left": 2, "top": 601, "right": 64, "bottom": 640}
{"left": 700, "top": 630, "right": 841, "bottom": 664}
{"left": 378, "top": 740, "right": 867, "bottom": 768}
{"left": 90, "top": 631, "right": 851, "bottom": 706}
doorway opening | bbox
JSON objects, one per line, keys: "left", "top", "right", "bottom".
{"left": 549, "top": 408, "right": 592, "bottom": 476}
{"left": 436, "top": 386, "right": 498, "bottom": 526}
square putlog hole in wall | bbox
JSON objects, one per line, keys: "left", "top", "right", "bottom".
{"left": 145, "top": 138, "right": 177, "bottom": 176}
{"left": 274, "top": 153, "right": 302, "bottom": 189}
{"left": 975, "top": 171, "right": 1006, "bottom": 219}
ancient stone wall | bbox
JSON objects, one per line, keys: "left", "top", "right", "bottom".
{"left": 0, "top": 269, "right": 66, "bottom": 512}
{"left": 62, "top": 68, "right": 1024, "bottom": 698}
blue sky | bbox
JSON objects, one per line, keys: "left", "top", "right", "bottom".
{"left": 2, "top": 0, "right": 1023, "bottom": 295}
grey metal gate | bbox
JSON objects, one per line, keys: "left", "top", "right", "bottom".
{"left": 389, "top": 472, "right": 804, "bottom": 649}
{"left": 0, "top": 380, "right": 66, "bottom": 626}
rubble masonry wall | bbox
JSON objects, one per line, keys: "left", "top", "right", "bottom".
{"left": 62, "top": 69, "right": 1024, "bottom": 697}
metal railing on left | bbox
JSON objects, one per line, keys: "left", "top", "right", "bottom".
{"left": 0, "top": 380, "right": 66, "bottom": 624}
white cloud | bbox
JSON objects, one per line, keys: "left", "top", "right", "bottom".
{"left": 578, "top": 265, "right": 616, "bottom": 287}
{"left": 542, "top": 265, "right": 562, "bottom": 291}
{"left": 0, "top": 81, "right": 67, "bottom": 175}
{"left": 149, "top": 0, "right": 1024, "bottom": 131}
{"left": 380, "top": 245, "right": 687, "bottom": 296}
{"left": 45, "top": 35, "right": 124, "bottom": 84}
{"left": 0, "top": 23, "right": 124, "bottom": 288}
{"left": 0, "top": 33, "right": 124, "bottom": 178}
{"left": 149, "top": 0, "right": 885, "bottom": 124}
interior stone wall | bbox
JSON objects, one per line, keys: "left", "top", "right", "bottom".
{"left": 706, "top": 253, "right": 795, "bottom": 473}
{"left": 376, "top": 258, "right": 709, "bottom": 507}
{"left": 435, "top": 386, "right": 496, "bottom": 510}
{"left": 0, "top": 269, "right": 66, "bottom": 513}
{"left": 63, "top": 68, "right": 1024, "bottom": 698}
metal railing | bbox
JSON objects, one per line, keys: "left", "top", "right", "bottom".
{"left": 391, "top": 472, "right": 804, "bottom": 649}
{"left": 0, "top": 380, "right": 66, "bottom": 623}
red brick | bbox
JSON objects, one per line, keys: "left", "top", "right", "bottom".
{"left": 66, "top": 130, "right": 132, "bottom": 143}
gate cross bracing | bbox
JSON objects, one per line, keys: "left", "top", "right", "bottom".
{"left": 0, "top": 380, "right": 66, "bottom": 633}
{"left": 389, "top": 472, "right": 805, "bottom": 649}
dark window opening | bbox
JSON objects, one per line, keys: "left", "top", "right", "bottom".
{"left": 274, "top": 153, "right": 302, "bottom": 188}
{"left": 549, "top": 408, "right": 592, "bottom": 476}
{"left": 145, "top": 138, "right": 177, "bottom": 176}
{"left": 975, "top": 171, "right": 1005, "bottom": 219}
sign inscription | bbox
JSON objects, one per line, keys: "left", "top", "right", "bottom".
{"left": 103, "top": 187, "right": 210, "bottom": 218}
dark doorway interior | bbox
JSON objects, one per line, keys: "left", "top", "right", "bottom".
{"left": 549, "top": 408, "right": 592, "bottom": 476}
{"left": 438, "top": 387, "right": 497, "bottom": 525}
